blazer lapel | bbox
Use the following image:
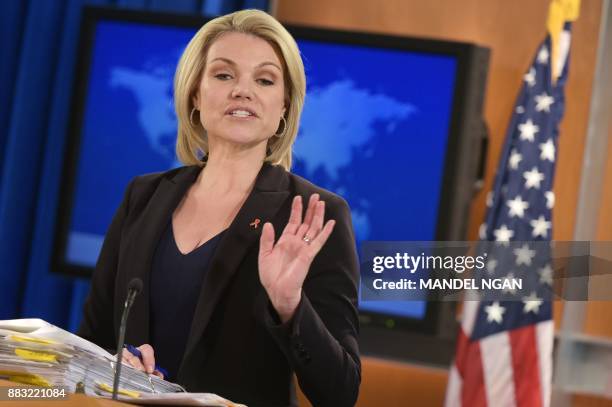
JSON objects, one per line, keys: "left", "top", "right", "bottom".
{"left": 124, "top": 166, "right": 200, "bottom": 346}
{"left": 182, "top": 163, "right": 290, "bottom": 359}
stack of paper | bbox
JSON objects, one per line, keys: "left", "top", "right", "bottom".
{"left": 0, "top": 319, "right": 245, "bottom": 406}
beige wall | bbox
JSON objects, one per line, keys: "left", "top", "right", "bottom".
{"left": 583, "top": 114, "right": 612, "bottom": 339}
{"left": 276, "top": 0, "right": 609, "bottom": 405}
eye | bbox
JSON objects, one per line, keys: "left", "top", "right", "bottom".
{"left": 257, "top": 78, "right": 274, "bottom": 86}
{"left": 214, "top": 73, "right": 232, "bottom": 81}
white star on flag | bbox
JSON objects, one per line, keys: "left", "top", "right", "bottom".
{"left": 509, "top": 149, "right": 523, "bottom": 170}
{"left": 486, "top": 259, "right": 498, "bottom": 275}
{"left": 524, "top": 67, "right": 536, "bottom": 87}
{"left": 539, "top": 264, "right": 554, "bottom": 285}
{"left": 514, "top": 244, "right": 536, "bottom": 266}
{"left": 502, "top": 272, "right": 518, "bottom": 294}
{"left": 545, "top": 191, "right": 555, "bottom": 209}
{"left": 523, "top": 167, "right": 545, "bottom": 189}
{"left": 539, "top": 139, "right": 555, "bottom": 161}
{"left": 493, "top": 225, "right": 514, "bottom": 245}
{"left": 530, "top": 215, "right": 552, "bottom": 238}
{"left": 507, "top": 195, "right": 529, "bottom": 218}
{"left": 535, "top": 92, "right": 554, "bottom": 112}
{"left": 484, "top": 302, "right": 506, "bottom": 324}
{"left": 522, "top": 292, "right": 543, "bottom": 314}
{"left": 537, "top": 46, "right": 549, "bottom": 64}
{"left": 518, "top": 119, "right": 539, "bottom": 142}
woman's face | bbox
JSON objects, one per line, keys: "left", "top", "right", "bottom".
{"left": 194, "top": 32, "right": 286, "bottom": 151}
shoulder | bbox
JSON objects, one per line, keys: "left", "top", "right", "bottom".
{"left": 131, "top": 165, "right": 198, "bottom": 187}
{"left": 123, "top": 165, "right": 200, "bottom": 209}
{"left": 285, "top": 171, "right": 351, "bottom": 217}
{"left": 256, "top": 163, "right": 351, "bottom": 214}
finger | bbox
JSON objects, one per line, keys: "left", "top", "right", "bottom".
{"left": 305, "top": 201, "right": 325, "bottom": 240}
{"left": 282, "top": 196, "right": 302, "bottom": 235}
{"left": 259, "top": 222, "right": 275, "bottom": 256}
{"left": 120, "top": 349, "right": 136, "bottom": 365}
{"left": 302, "top": 194, "right": 319, "bottom": 227}
{"left": 295, "top": 194, "right": 319, "bottom": 240}
{"left": 120, "top": 349, "right": 132, "bottom": 366}
{"left": 138, "top": 344, "right": 156, "bottom": 374}
{"left": 152, "top": 370, "right": 164, "bottom": 380}
{"left": 130, "top": 357, "right": 145, "bottom": 372}
{"left": 122, "top": 350, "right": 145, "bottom": 371}
{"left": 308, "top": 219, "right": 336, "bottom": 254}
{"left": 295, "top": 222, "right": 310, "bottom": 240}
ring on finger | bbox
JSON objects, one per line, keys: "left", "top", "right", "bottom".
{"left": 302, "top": 235, "right": 312, "bottom": 244}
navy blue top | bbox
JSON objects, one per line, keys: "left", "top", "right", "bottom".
{"left": 149, "top": 221, "right": 226, "bottom": 381}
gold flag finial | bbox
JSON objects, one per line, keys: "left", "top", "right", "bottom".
{"left": 547, "top": 0, "right": 581, "bottom": 81}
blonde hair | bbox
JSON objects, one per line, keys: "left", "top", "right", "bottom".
{"left": 173, "top": 9, "right": 306, "bottom": 170}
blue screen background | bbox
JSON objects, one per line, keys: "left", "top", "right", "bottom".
{"left": 66, "top": 20, "right": 457, "bottom": 321}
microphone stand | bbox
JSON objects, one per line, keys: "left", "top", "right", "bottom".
{"left": 112, "top": 279, "right": 141, "bottom": 400}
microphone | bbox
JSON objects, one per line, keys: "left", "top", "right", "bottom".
{"left": 112, "top": 278, "right": 143, "bottom": 400}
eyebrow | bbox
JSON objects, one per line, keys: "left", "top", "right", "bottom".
{"left": 209, "top": 57, "right": 282, "bottom": 72}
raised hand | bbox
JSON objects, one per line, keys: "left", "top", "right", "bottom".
{"left": 258, "top": 194, "right": 335, "bottom": 323}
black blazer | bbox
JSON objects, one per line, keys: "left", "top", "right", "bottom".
{"left": 78, "top": 162, "right": 361, "bottom": 407}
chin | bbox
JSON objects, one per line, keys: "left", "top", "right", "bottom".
{"left": 213, "top": 129, "right": 270, "bottom": 149}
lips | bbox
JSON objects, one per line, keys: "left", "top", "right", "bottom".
{"left": 225, "top": 106, "right": 257, "bottom": 118}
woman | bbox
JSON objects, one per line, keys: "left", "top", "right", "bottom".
{"left": 78, "top": 9, "right": 360, "bottom": 407}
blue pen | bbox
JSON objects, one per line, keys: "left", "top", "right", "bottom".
{"left": 125, "top": 344, "right": 169, "bottom": 378}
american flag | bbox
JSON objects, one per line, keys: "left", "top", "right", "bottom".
{"left": 444, "top": 22, "right": 573, "bottom": 407}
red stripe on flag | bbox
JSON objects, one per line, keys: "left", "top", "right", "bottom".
{"left": 455, "top": 328, "right": 469, "bottom": 375}
{"left": 455, "top": 329, "right": 487, "bottom": 407}
{"left": 510, "top": 325, "right": 542, "bottom": 407}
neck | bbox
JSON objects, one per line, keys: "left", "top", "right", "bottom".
{"left": 195, "top": 143, "right": 266, "bottom": 196}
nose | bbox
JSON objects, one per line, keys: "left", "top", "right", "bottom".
{"left": 231, "top": 78, "right": 253, "bottom": 100}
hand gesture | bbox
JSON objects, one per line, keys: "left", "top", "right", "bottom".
{"left": 258, "top": 194, "right": 335, "bottom": 323}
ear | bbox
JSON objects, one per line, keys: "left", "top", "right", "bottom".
{"left": 192, "top": 91, "right": 200, "bottom": 109}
